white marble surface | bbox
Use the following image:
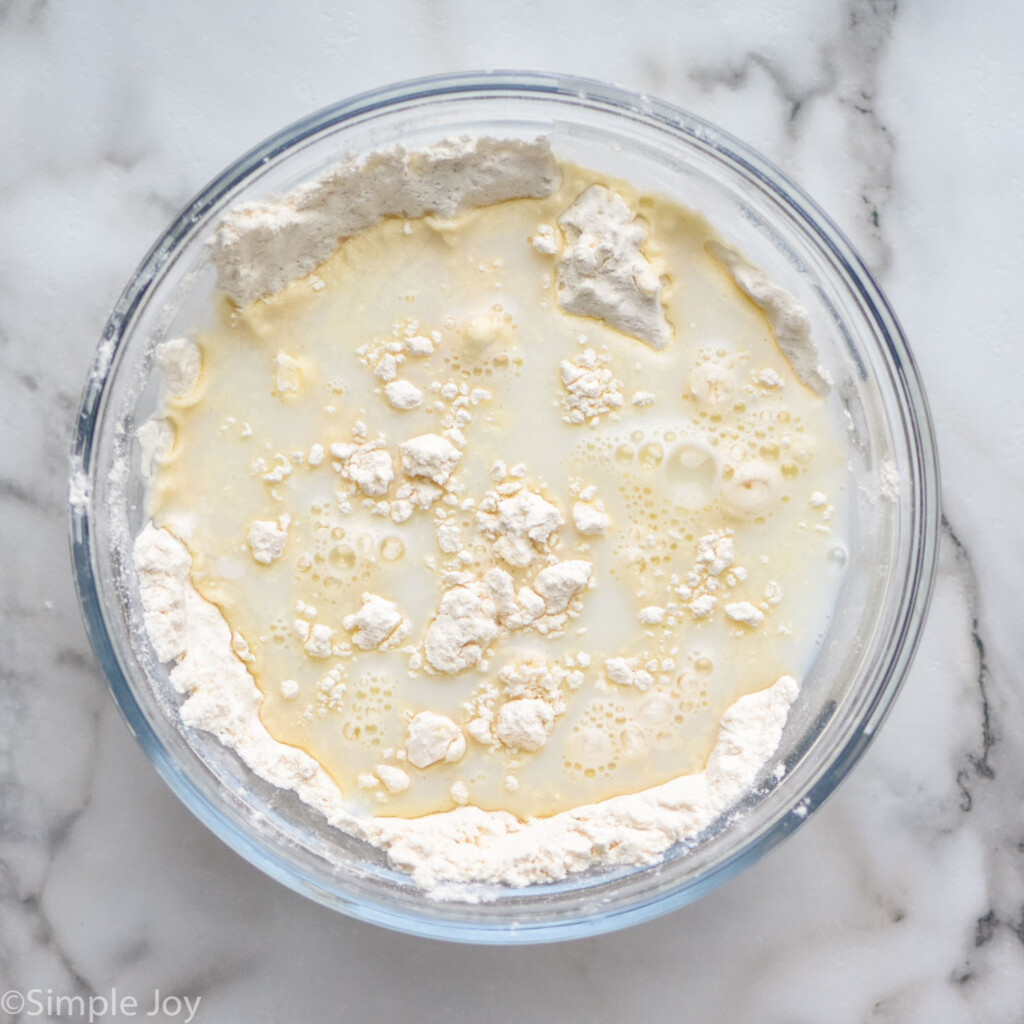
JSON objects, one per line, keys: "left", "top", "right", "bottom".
{"left": 2, "top": 0, "right": 1023, "bottom": 1019}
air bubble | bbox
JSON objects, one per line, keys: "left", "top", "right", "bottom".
{"left": 827, "top": 545, "right": 848, "bottom": 568}
{"left": 639, "top": 442, "right": 664, "bottom": 469}
{"left": 621, "top": 725, "right": 646, "bottom": 758}
{"left": 666, "top": 440, "right": 719, "bottom": 510}
{"left": 330, "top": 545, "right": 356, "bottom": 570}
{"left": 380, "top": 536, "right": 404, "bottom": 562}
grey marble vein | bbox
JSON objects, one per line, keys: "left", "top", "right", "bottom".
{"left": 940, "top": 516, "right": 996, "bottom": 801}
{"left": 685, "top": 0, "right": 898, "bottom": 274}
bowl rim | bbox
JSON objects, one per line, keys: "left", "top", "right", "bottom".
{"left": 68, "top": 69, "right": 941, "bottom": 944}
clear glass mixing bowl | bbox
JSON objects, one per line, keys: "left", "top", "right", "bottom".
{"left": 69, "top": 71, "right": 939, "bottom": 943}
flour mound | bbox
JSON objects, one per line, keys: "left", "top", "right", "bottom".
{"left": 209, "top": 137, "right": 562, "bottom": 306}
{"left": 707, "top": 241, "right": 830, "bottom": 396}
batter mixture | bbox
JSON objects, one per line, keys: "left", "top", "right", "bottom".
{"left": 133, "top": 137, "right": 848, "bottom": 889}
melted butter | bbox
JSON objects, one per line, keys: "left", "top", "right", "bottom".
{"left": 148, "top": 162, "right": 849, "bottom": 820}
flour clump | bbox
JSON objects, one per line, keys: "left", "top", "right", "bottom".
{"left": 557, "top": 185, "right": 672, "bottom": 350}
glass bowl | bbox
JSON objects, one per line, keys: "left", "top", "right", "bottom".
{"left": 68, "top": 71, "right": 939, "bottom": 944}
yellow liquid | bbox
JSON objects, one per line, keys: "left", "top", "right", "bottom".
{"left": 147, "top": 163, "right": 848, "bottom": 820}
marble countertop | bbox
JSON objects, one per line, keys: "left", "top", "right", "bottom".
{"left": 3, "top": 0, "right": 1023, "bottom": 1020}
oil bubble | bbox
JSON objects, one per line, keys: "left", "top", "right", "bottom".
{"left": 666, "top": 440, "right": 719, "bottom": 509}
{"left": 827, "top": 545, "right": 848, "bottom": 568}
{"left": 639, "top": 442, "right": 664, "bottom": 469}
{"left": 329, "top": 544, "right": 356, "bottom": 570}
{"left": 380, "top": 536, "right": 405, "bottom": 562}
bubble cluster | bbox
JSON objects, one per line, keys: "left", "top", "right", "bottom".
{"left": 563, "top": 698, "right": 627, "bottom": 780}
{"left": 572, "top": 369, "right": 820, "bottom": 588}
{"left": 296, "top": 507, "right": 400, "bottom": 604}
{"left": 340, "top": 673, "right": 396, "bottom": 749}
{"left": 559, "top": 662, "right": 711, "bottom": 784}
{"left": 442, "top": 308, "right": 523, "bottom": 381}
